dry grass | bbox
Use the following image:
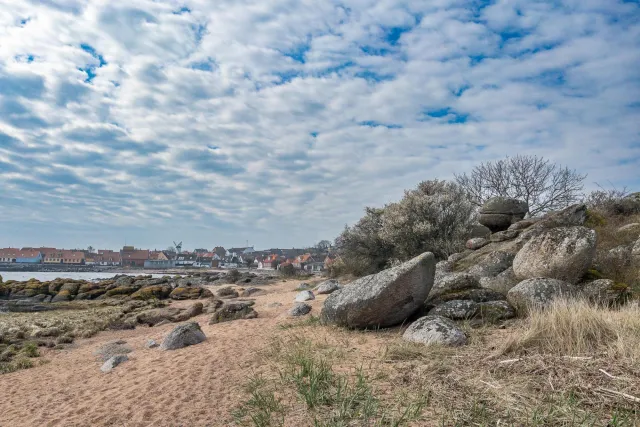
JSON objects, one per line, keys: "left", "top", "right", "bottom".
{"left": 500, "top": 298, "right": 640, "bottom": 358}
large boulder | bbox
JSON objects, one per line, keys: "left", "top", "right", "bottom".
{"left": 520, "top": 204, "right": 587, "bottom": 240}
{"left": 402, "top": 316, "right": 467, "bottom": 346}
{"left": 513, "top": 226, "right": 596, "bottom": 284}
{"left": 478, "top": 197, "right": 528, "bottom": 232}
{"left": 469, "top": 224, "right": 491, "bottom": 238}
{"left": 321, "top": 252, "right": 435, "bottom": 329}
{"left": 507, "top": 278, "right": 574, "bottom": 312}
{"left": 427, "top": 273, "right": 479, "bottom": 303}
{"left": 160, "top": 322, "right": 206, "bottom": 350}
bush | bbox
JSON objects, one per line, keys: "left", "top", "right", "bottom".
{"left": 584, "top": 186, "right": 640, "bottom": 217}
{"left": 279, "top": 264, "right": 297, "bottom": 278}
{"left": 227, "top": 269, "right": 241, "bottom": 283}
{"left": 335, "top": 180, "right": 477, "bottom": 275}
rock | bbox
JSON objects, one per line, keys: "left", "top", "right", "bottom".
{"left": 31, "top": 327, "right": 62, "bottom": 338}
{"left": 606, "top": 245, "right": 632, "bottom": 266}
{"left": 466, "top": 238, "right": 489, "bottom": 250}
{"left": 479, "top": 197, "right": 528, "bottom": 232}
{"left": 146, "top": 339, "right": 158, "bottom": 349}
{"left": 448, "top": 252, "right": 470, "bottom": 263}
{"left": 267, "top": 302, "right": 283, "bottom": 308}
{"left": 476, "top": 300, "right": 516, "bottom": 322}
{"left": 169, "top": 287, "right": 203, "bottom": 300}
{"left": 174, "top": 302, "right": 204, "bottom": 322}
{"left": 320, "top": 252, "right": 435, "bottom": 329}
{"left": 508, "top": 219, "right": 540, "bottom": 231}
{"left": 579, "top": 279, "right": 631, "bottom": 306}
{"left": 428, "top": 273, "right": 479, "bottom": 302}
{"left": 134, "top": 307, "right": 184, "bottom": 326}
{"left": 94, "top": 341, "right": 133, "bottom": 361}
{"left": 315, "top": 280, "right": 341, "bottom": 295}
{"left": 209, "top": 301, "right": 258, "bottom": 324}
{"left": 435, "top": 260, "right": 454, "bottom": 283}
{"left": 479, "top": 267, "right": 519, "bottom": 294}
{"left": 288, "top": 303, "right": 312, "bottom": 317}
{"left": 467, "top": 251, "right": 515, "bottom": 278}
{"left": 469, "top": 224, "right": 492, "bottom": 238}
{"left": 617, "top": 223, "right": 640, "bottom": 236}
{"left": 216, "top": 287, "right": 239, "bottom": 299}
{"left": 101, "top": 355, "right": 129, "bottom": 373}
{"left": 160, "top": 322, "right": 206, "bottom": 350}
{"left": 428, "top": 300, "right": 479, "bottom": 320}
{"left": 633, "top": 239, "right": 640, "bottom": 260}
{"left": 526, "top": 204, "right": 587, "bottom": 233}
{"left": 241, "top": 287, "right": 265, "bottom": 297}
{"left": 513, "top": 226, "right": 597, "bottom": 284}
{"left": 507, "top": 278, "right": 574, "bottom": 312}
{"left": 130, "top": 285, "right": 172, "bottom": 300}
{"left": 51, "top": 289, "right": 73, "bottom": 303}
{"left": 295, "top": 290, "right": 315, "bottom": 302}
{"left": 490, "top": 230, "right": 520, "bottom": 242}
{"left": 203, "top": 299, "right": 224, "bottom": 314}
{"left": 402, "top": 316, "right": 467, "bottom": 346}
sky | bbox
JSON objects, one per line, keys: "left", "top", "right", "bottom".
{"left": 0, "top": 0, "right": 639, "bottom": 251}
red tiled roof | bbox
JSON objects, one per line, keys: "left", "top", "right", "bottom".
{"left": 121, "top": 249, "right": 150, "bottom": 261}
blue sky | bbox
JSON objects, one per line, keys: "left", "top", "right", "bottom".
{"left": 0, "top": 0, "right": 639, "bottom": 251}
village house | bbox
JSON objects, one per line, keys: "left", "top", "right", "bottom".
{"left": 97, "top": 250, "right": 121, "bottom": 266}
{"left": 212, "top": 246, "right": 226, "bottom": 259}
{"left": 120, "top": 246, "right": 149, "bottom": 267}
{"left": 193, "top": 253, "right": 214, "bottom": 268}
{"left": 0, "top": 248, "right": 19, "bottom": 263}
{"left": 258, "top": 254, "right": 283, "bottom": 270}
{"left": 175, "top": 253, "right": 198, "bottom": 267}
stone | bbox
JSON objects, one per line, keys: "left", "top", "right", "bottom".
{"left": 203, "top": 299, "right": 224, "bottom": 314}
{"left": 579, "top": 279, "right": 631, "bottom": 306}
{"left": 169, "top": 287, "right": 203, "bottom": 300}
{"left": 434, "top": 261, "right": 454, "bottom": 283}
{"left": 478, "top": 197, "right": 529, "bottom": 232}
{"left": 295, "top": 290, "right": 315, "bottom": 302}
{"left": 525, "top": 204, "right": 587, "bottom": 234}
{"left": 447, "top": 252, "right": 469, "bottom": 263}
{"left": 51, "top": 290, "right": 73, "bottom": 303}
{"left": 469, "top": 224, "right": 491, "bottom": 238}
{"left": 513, "top": 226, "right": 597, "bottom": 284}
{"left": 321, "top": 252, "right": 435, "bottom": 329}
{"left": 490, "top": 230, "right": 520, "bottom": 242}
{"left": 466, "top": 238, "right": 489, "bottom": 250}
{"left": 94, "top": 341, "right": 133, "bottom": 361}
{"left": 133, "top": 307, "right": 184, "bottom": 326}
{"left": 402, "top": 316, "right": 467, "bottom": 346}
{"left": 295, "top": 283, "right": 314, "bottom": 291}
{"left": 130, "top": 285, "right": 172, "bottom": 300}
{"left": 146, "top": 339, "right": 158, "bottom": 349}
{"left": 288, "top": 303, "right": 312, "bottom": 317}
{"left": 209, "top": 301, "right": 258, "bottom": 324}
{"left": 241, "top": 287, "right": 265, "bottom": 297}
{"left": 633, "top": 239, "right": 640, "bottom": 260}
{"left": 216, "top": 287, "right": 239, "bottom": 299}
{"left": 427, "top": 287, "right": 505, "bottom": 307}
{"left": 428, "top": 300, "right": 479, "bottom": 320}
{"left": 428, "top": 273, "right": 479, "bottom": 302}
{"left": 508, "top": 219, "right": 540, "bottom": 231}
{"left": 606, "top": 245, "right": 632, "bottom": 266}
{"left": 467, "top": 251, "right": 515, "bottom": 278}
{"left": 479, "top": 267, "right": 519, "bottom": 294}
{"left": 507, "top": 278, "right": 574, "bottom": 312}
{"left": 101, "top": 355, "right": 129, "bottom": 373}
{"left": 160, "top": 322, "right": 206, "bottom": 351}
{"left": 476, "top": 300, "right": 516, "bottom": 322}
{"left": 174, "top": 302, "right": 204, "bottom": 322}
{"left": 315, "top": 280, "right": 341, "bottom": 295}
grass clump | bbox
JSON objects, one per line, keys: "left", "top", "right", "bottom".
{"left": 232, "top": 374, "right": 284, "bottom": 427}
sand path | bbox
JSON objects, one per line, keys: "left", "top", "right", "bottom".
{"left": 0, "top": 280, "right": 323, "bottom": 427}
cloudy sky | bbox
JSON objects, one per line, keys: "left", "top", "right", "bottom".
{"left": 0, "top": 0, "right": 638, "bottom": 251}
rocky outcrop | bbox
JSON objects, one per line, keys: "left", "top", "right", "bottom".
{"left": 315, "top": 280, "right": 341, "bottom": 295}
{"left": 402, "top": 316, "right": 467, "bottom": 346}
{"left": 160, "top": 322, "right": 206, "bottom": 351}
{"left": 513, "top": 226, "right": 596, "bottom": 284}
{"left": 478, "top": 197, "right": 528, "bottom": 232}
{"left": 295, "top": 291, "right": 315, "bottom": 302}
{"left": 321, "top": 252, "right": 435, "bottom": 329}
{"left": 289, "top": 303, "right": 312, "bottom": 317}
{"left": 507, "top": 278, "right": 574, "bottom": 312}
{"left": 209, "top": 301, "right": 258, "bottom": 324}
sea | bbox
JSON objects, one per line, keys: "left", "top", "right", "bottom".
{"left": 0, "top": 271, "right": 169, "bottom": 282}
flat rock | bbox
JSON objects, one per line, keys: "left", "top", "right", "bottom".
{"left": 241, "top": 287, "right": 265, "bottom": 297}
{"left": 321, "top": 252, "right": 435, "bottom": 329}
{"left": 507, "top": 278, "right": 574, "bottom": 312}
{"left": 513, "top": 226, "right": 596, "bottom": 284}
{"left": 288, "top": 303, "right": 312, "bottom": 317}
{"left": 295, "top": 290, "right": 315, "bottom": 302}
{"left": 216, "top": 287, "right": 240, "bottom": 299}
{"left": 94, "top": 341, "right": 133, "bottom": 361}
{"left": 160, "top": 322, "right": 206, "bottom": 351}
{"left": 101, "top": 355, "right": 129, "bottom": 373}
{"left": 427, "top": 273, "right": 479, "bottom": 303}
{"left": 402, "top": 315, "right": 467, "bottom": 346}
{"left": 209, "top": 301, "right": 258, "bottom": 324}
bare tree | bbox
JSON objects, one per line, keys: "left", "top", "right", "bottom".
{"left": 455, "top": 155, "right": 586, "bottom": 215}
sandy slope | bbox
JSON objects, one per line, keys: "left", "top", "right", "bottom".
{"left": 0, "top": 280, "right": 323, "bottom": 427}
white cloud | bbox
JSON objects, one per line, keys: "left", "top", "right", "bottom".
{"left": 0, "top": 0, "right": 638, "bottom": 250}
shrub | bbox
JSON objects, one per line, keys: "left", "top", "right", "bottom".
{"left": 455, "top": 154, "right": 586, "bottom": 215}
{"left": 335, "top": 180, "right": 477, "bottom": 275}
{"left": 279, "top": 264, "right": 297, "bottom": 278}
{"left": 584, "top": 186, "right": 640, "bottom": 217}
{"left": 227, "top": 269, "right": 241, "bottom": 283}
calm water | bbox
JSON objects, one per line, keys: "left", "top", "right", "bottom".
{"left": 0, "top": 271, "right": 169, "bottom": 282}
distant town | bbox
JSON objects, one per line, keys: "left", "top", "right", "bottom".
{"left": 0, "top": 242, "right": 337, "bottom": 272}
